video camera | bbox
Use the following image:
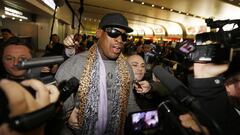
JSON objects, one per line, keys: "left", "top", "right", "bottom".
{"left": 0, "top": 56, "right": 79, "bottom": 132}
{"left": 128, "top": 99, "right": 197, "bottom": 135}
{"left": 178, "top": 18, "right": 240, "bottom": 62}
{"left": 196, "top": 18, "right": 240, "bottom": 48}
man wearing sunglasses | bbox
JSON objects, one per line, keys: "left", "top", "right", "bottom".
{"left": 55, "top": 13, "right": 140, "bottom": 135}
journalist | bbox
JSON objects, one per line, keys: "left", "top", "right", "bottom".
{"left": 189, "top": 62, "right": 240, "bottom": 135}
{"left": 127, "top": 54, "right": 169, "bottom": 109}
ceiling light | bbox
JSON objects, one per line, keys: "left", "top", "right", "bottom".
{"left": 1, "top": 15, "right": 6, "bottom": 18}
{"left": 125, "top": 0, "right": 205, "bottom": 20}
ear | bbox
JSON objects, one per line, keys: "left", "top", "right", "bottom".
{"left": 96, "top": 29, "right": 103, "bottom": 38}
{"left": 225, "top": 84, "right": 234, "bottom": 93}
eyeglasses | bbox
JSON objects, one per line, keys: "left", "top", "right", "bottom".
{"left": 104, "top": 27, "right": 128, "bottom": 42}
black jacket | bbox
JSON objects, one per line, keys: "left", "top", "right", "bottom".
{"left": 188, "top": 76, "right": 240, "bottom": 135}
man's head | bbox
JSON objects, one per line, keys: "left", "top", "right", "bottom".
{"left": 224, "top": 54, "right": 240, "bottom": 107}
{"left": 224, "top": 54, "right": 240, "bottom": 97}
{"left": 2, "top": 40, "right": 32, "bottom": 78}
{"left": 50, "top": 34, "right": 60, "bottom": 44}
{"left": 96, "top": 13, "right": 133, "bottom": 60}
{"left": 127, "top": 55, "right": 146, "bottom": 81}
{"left": 225, "top": 73, "right": 240, "bottom": 96}
{"left": 1, "top": 28, "right": 13, "bottom": 41}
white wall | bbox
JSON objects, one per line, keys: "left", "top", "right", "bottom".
{"left": 25, "top": 0, "right": 74, "bottom": 50}
{"left": 36, "top": 16, "right": 52, "bottom": 50}
{"left": 1, "top": 19, "right": 38, "bottom": 49}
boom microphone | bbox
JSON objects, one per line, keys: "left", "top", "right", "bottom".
{"left": 153, "top": 65, "right": 223, "bottom": 135}
{"left": 153, "top": 65, "right": 201, "bottom": 112}
{"left": 16, "top": 56, "right": 65, "bottom": 69}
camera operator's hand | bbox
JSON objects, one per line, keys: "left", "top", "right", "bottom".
{"left": 193, "top": 63, "right": 229, "bottom": 78}
{"left": 134, "top": 80, "right": 151, "bottom": 94}
{"left": 179, "top": 113, "right": 209, "bottom": 135}
{"left": 0, "top": 79, "right": 59, "bottom": 135}
{"left": 0, "top": 79, "right": 59, "bottom": 116}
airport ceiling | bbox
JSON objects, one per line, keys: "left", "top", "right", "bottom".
{"left": 68, "top": 0, "right": 240, "bottom": 34}
{"left": 2, "top": 0, "right": 240, "bottom": 34}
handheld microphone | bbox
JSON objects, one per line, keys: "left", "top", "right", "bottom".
{"left": 58, "top": 77, "right": 79, "bottom": 103}
{"left": 16, "top": 56, "right": 65, "bottom": 69}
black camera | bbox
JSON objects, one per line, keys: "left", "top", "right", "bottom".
{"left": 196, "top": 18, "right": 240, "bottom": 48}
{"left": 0, "top": 77, "right": 79, "bottom": 132}
{"left": 129, "top": 109, "right": 160, "bottom": 134}
{"left": 128, "top": 99, "right": 194, "bottom": 135}
{"left": 178, "top": 18, "right": 240, "bottom": 62}
{"left": 187, "top": 44, "right": 230, "bottom": 62}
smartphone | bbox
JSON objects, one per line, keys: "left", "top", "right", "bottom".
{"left": 129, "top": 109, "right": 159, "bottom": 133}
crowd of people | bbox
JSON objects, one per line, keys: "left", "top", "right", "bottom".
{"left": 0, "top": 12, "right": 240, "bottom": 135}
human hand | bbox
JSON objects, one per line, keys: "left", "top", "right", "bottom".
{"left": 134, "top": 80, "right": 151, "bottom": 94}
{"left": 64, "top": 34, "right": 79, "bottom": 47}
{"left": 40, "top": 66, "right": 51, "bottom": 73}
{"left": 0, "top": 79, "right": 59, "bottom": 117}
{"left": 193, "top": 63, "right": 229, "bottom": 78}
{"left": 0, "top": 79, "right": 59, "bottom": 135}
{"left": 179, "top": 113, "right": 209, "bottom": 135}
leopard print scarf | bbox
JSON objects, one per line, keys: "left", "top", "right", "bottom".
{"left": 76, "top": 44, "right": 130, "bottom": 135}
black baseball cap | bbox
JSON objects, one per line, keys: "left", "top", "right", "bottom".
{"left": 99, "top": 13, "right": 133, "bottom": 33}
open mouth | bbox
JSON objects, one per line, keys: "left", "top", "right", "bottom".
{"left": 112, "top": 45, "right": 122, "bottom": 54}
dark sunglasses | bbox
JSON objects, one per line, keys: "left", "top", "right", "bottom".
{"left": 104, "top": 27, "right": 128, "bottom": 42}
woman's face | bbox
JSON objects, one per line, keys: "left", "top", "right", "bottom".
{"left": 127, "top": 55, "right": 146, "bottom": 81}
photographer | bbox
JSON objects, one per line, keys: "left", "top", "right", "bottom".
{"left": 188, "top": 62, "right": 240, "bottom": 135}
{"left": 182, "top": 18, "right": 240, "bottom": 135}
{"left": 0, "top": 79, "right": 59, "bottom": 135}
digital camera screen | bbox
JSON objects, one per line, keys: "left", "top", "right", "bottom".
{"left": 131, "top": 109, "right": 159, "bottom": 132}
